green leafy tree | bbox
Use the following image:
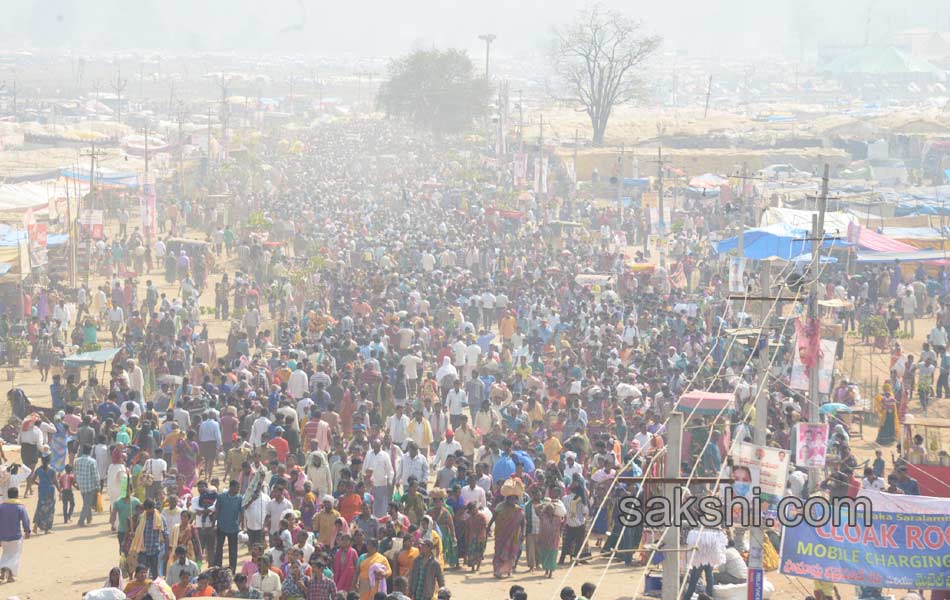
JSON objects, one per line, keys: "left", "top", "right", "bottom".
{"left": 378, "top": 48, "right": 492, "bottom": 135}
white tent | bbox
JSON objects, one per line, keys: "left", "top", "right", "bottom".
{"left": 760, "top": 207, "right": 857, "bottom": 237}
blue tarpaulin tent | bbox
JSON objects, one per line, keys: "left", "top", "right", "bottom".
{"left": 714, "top": 223, "right": 846, "bottom": 260}
{"left": 64, "top": 347, "right": 121, "bottom": 368}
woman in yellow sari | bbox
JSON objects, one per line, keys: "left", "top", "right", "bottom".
{"left": 165, "top": 510, "right": 203, "bottom": 573}
{"left": 357, "top": 538, "right": 391, "bottom": 600}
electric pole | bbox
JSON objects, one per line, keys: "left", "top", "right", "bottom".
{"left": 661, "top": 412, "right": 683, "bottom": 600}
{"left": 572, "top": 129, "right": 579, "bottom": 192}
{"left": 112, "top": 64, "right": 127, "bottom": 124}
{"left": 79, "top": 143, "right": 104, "bottom": 286}
{"left": 807, "top": 164, "right": 830, "bottom": 491}
{"left": 176, "top": 104, "right": 186, "bottom": 192}
{"left": 217, "top": 76, "right": 233, "bottom": 161}
{"left": 704, "top": 75, "right": 712, "bottom": 118}
{"left": 142, "top": 121, "right": 150, "bottom": 177}
{"left": 538, "top": 113, "right": 544, "bottom": 198}
{"left": 616, "top": 145, "right": 625, "bottom": 226}
{"left": 650, "top": 139, "right": 670, "bottom": 266}
{"left": 287, "top": 74, "right": 298, "bottom": 114}
{"left": 478, "top": 34, "right": 496, "bottom": 79}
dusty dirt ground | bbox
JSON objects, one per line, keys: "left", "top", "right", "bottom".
{"left": 1, "top": 234, "right": 937, "bottom": 600}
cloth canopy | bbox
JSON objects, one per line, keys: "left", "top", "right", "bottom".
{"left": 880, "top": 227, "right": 947, "bottom": 240}
{"left": 846, "top": 222, "right": 918, "bottom": 252}
{"left": 714, "top": 223, "right": 845, "bottom": 260}
{"left": 760, "top": 207, "right": 856, "bottom": 237}
{"left": 676, "top": 391, "right": 735, "bottom": 416}
{"left": 855, "top": 249, "right": 950, "bottom": 263}
{"left": 59, "top": 168, "right": 138, "bottom": 189}
{"left": 64, "top": 347, "right": 121, "bottom": 368}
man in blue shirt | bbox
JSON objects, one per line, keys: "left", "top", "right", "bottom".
{"left": 214, "top": 479, "right": 244, "bottom": 573}
{"left": 0, "top": 487, "right": 31, "bottom": 582}
{"left": 97, "top": 393, "right": 121, "bottom": 422}
{"left": 896, "top": 465, "right": 921, "bottom": 495}
{"left": 136, "top": 499, "right": 168, "bottom": 578}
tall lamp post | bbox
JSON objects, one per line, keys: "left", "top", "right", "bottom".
{"left": 478, "top": 34, "right": 496, "bottom": 78}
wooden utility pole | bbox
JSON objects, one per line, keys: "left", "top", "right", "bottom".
{"left": 1, "top": 78, "right": 18, "bottom": 119}
{"left": 572, "top": 129, "right": 579, "bottom": 189}
{"left": 176, "top": 104, "right": 186, "bottom": 191}
{"left": 142, "top": 120, "right": 153, "bottom": 263}
{"left": 661, "top": 412, "right": 683, "bottom": 600}
{"left": 92, "top": 80, "right": 101, "bottom": 120}
{"left": 538, "top": 114, "right": 545, "bottom": 198}
{"left": 287, "top": 74, "right": 298, "bottom": 114}
{"left": 478, "top": 33, "right": 496, "bottom": 78}
{"left": 167, "top": 80, "right": 176, "bottom": 114}
{"left": 807, "top": 164, "right": 830, "bottom": 491}
{"left": 517, "top": 90, "right": 524, "bottom": 149}
{"left": 704, "top": 75, "right": 712, "bottom": 118}
{"left": 616, "top": 145, "right": 625, "bottom": 226}
{"left": 112, "top": 64, "right": 127, "bottom": 123}
{"left": 207, "top": 104, "right": 213, "bottom": 173}
{"left": 142, "top": 121, "right": 150, "bottom": 176}
{"left": 217, "top": 76, "right": 232, "bottom": 161}
{"left": 79, "top": 143, "right": 104, "bottom": 286}
{"left": 650, "top": 141, "right": 670, "bottom": 265}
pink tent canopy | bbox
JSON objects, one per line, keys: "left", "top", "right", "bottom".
{"left": 676, "top": 391, "right": 735, "bottom": 415}
{"left": 847, "top": 222, "right": 918, "bottom": 253}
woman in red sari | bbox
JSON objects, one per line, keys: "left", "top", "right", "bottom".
{"left": 488, "top": 493, "right": 525, "bottom": 578}
{"left": 333, "top": 533, "right": 359, "bottom": 592}
{"left": 340, "top": 387, "right": 356, "bottom": 434}
{"left": 176, "top": 430, "right": 199, "bottom": 487}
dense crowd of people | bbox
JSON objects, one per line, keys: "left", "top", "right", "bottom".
{"left": 0, "top": 118, "right": 944, "bottom": 600}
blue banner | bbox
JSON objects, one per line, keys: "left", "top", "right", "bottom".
{"left": 747, "top": 568, "right": 764, "bottom": 600}
{"left": 779, "top": 491, "right": 950, "bottom": 590}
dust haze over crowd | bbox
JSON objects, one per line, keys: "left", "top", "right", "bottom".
{"left": 3, "top": 0, "right": 950, "bottom": 59}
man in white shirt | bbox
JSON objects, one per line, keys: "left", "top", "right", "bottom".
{"left": 464, "top": 340, "right": 481, "bottom": 381}
{"left": 243, "top": 485, "right": 270, "bottom": 548}
{"left": 633, "top": 423, "right": 653, "bottom": 451}
{"left": 264, "top": 483, "right": 293, "bottom": 535}
{"left": 433, "top": 430, "right": 462, "bottom": 470}
{"left": 715, "top": 539, "right": 748, "bottom": 584}
{"left": 560, "top": 484, "right": 590, "bottom": 563}
{"left": 144, "top": 451, "right": 168, "bottom": 499}
{"left": 362, "top": 439, "right": 394, "bottom": 518}
{"left": 450, "top": 338, "right": 467, "bottom": 369}
{"left": 860, "top": 467, "right": 885, "bottom": 495}
{"left": 400, "top": 351, "right": 423, "bottom": 396}
{"left": 930, "top": 324, "right": 948, "bottom": 352}
{"left": 386, "top": 405, "right": 410, "bottom": 447}
{"left": 902, "top": 288, "right": 917, "bottom": 336}
{"left": 444, "top": 381, "right": 468, "bottom": 430}
{"left": 287, "top": 366, "right": 309, "bottom": 400}
{"left": 563, "top": 452, "right": 583, "bottom": 482}
{"left": 396, "top": 442, "right": 429, "bottom": 492}
{"left": 481, "top": 291, "right": 495, "bottom": 329}
{"left": 0, "top": 464, "right": 31, "bottom": 501}
{"left": 108, "top": 305, "right": 124, "bottom": 344}
{"left": 126, "top": 360, "right": 145, "bottom": 402}
{"left": 460, "top": 473, "right": 487, "bottom": 509}
{"left": 249, "top": 408, "right": 272, "bottom": 450}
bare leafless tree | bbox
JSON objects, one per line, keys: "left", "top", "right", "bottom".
{"left": 551, "top": 4, "right": 661, "bottom": 146}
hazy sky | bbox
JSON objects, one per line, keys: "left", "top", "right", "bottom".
{"left": 2, "top": 0, "right": 950, "bottom": 60}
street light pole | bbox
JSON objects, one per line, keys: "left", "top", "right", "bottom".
{"left": 478, "top": 34, "right": 496, "bottom": 78}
